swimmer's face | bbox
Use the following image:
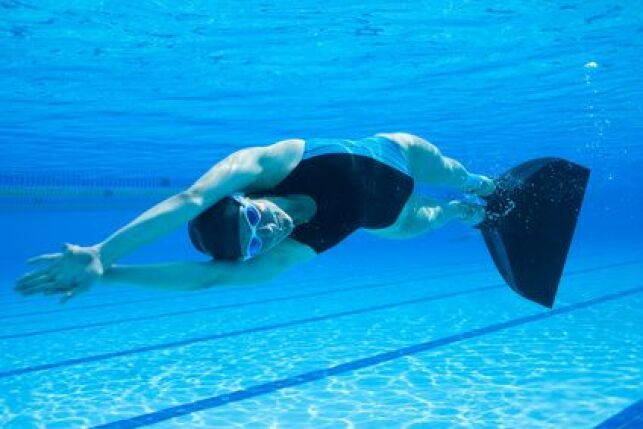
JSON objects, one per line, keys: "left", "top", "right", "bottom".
{"left": 238, "top": 198, "right": 294, "bottom": 259}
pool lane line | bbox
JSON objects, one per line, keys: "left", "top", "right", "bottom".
{"left": 0, "top": 266, "right": 489, "bottom": 322}
{"left": 0, "top": 258, "right": 638, "bottom": 340}
{"left": 0, "top": 283, "right": 502, "bottom": 378}
{"left": 90, "top": 285, "right": 643, "bottom": 429}
{"left": 593, "top": 399, "right": 643, "bottom": 429}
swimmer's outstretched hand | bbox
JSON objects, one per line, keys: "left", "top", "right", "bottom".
{"left": 14, "top": 243, "right": 105, "bottom": 304}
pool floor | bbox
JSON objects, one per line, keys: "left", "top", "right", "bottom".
{"left": 1, "top": 247, "right": 641, "bottom": 428}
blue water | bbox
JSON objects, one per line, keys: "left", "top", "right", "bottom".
{"left": 2, "top": 1, "right": 642, "bottom": 428}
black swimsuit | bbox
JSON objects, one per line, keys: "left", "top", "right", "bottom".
{"left": 249, "top": 136, "right": 415, "bottom": 253}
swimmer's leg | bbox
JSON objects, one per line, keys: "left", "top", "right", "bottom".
{"left": 367, "top": 195, "right": 484, "bottom": 240}
{"left": 378, "top": 132, "right": 495, "bottom": 196}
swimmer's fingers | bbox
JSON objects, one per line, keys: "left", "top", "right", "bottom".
{"left": 17, "top": 255, "right": 64, "bottom": 292}
{"left": 16, "top": 266, "right": 54, "bottom": 283}
{"left": 16, "top": 249, "right": 96, "bottom": 300}
{"left": 15, "top": 270, "right": 78, "bottom": 296}
{"left": 15, "top": 271, "right": 55, "bottom": 294}
{"left": 16, "top": 264, "right": 67, "bottom": 286}
{"left": 21, "top": 279, "right": 78, "bottom": 299}
{"left": 27, "top": 253, "right": 63, "bottom": 265}
{"left": 20, "top": 280, "right": 64, "bottom": 296}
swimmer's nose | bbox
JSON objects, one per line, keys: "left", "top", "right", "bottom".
{"left": 258, "top": 221, "right": 291, "bottom": 242}
{"left": 257, "top": 224, "right": 278, "bottom": 240}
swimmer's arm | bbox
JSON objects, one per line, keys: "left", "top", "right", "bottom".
{"left": 100, "top": 239, "right": 315, "bottom": 291}
{"left": 94, "top": 143, "right": 296, "bottom": 267}
{"left": 100, "top": 259, "right": 287, "bottom": 291}
{"left": 100, "top": 261, "right": 225, "bottom": 291}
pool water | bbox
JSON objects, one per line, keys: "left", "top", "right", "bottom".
{"left": 1, "top": 240, "right": 642, "bottom": 428}
{"left": 1, "top": 1, "right": 642, "bottom": 428}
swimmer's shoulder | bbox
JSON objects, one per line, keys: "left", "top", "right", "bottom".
{"left": 247, "top": 138, "right": 306, "bottom": 190}
{"left": 264, "top": 138, "right": 306, "bottom": 167}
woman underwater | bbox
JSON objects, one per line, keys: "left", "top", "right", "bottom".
{"left": 15, "top": 132, "right": 495, "bottom": 303}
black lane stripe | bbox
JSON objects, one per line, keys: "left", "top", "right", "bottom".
{"left": 593, "top": 399, "right": 643, "bottom": 429}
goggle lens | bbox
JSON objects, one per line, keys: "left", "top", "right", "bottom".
{"left": 245, "top": 204, "right": 261, "bottom": 226}
{"left": 248, "top": 236, "right": 262, "bottom": 256}
{"left": 236, "top": 198, "right": 263, "bottom": 260}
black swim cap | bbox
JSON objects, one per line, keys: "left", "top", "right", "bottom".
{"left": 187, "top": 196, "right": 243, "bottom": 260}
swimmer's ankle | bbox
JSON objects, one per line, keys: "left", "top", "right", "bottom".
{"left": 447, "top": 200, "right": 486, "bottom": 226}
{"left": 462, "top": 174, "right": 496, "bottom": 197}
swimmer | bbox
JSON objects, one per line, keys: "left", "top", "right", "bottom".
{"left": 15, "top": 133, "right": 495, "bottom": 303}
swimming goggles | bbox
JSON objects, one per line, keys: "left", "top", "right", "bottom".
{"left": 231, "top": 195, "right": 263, "bottom": 260}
